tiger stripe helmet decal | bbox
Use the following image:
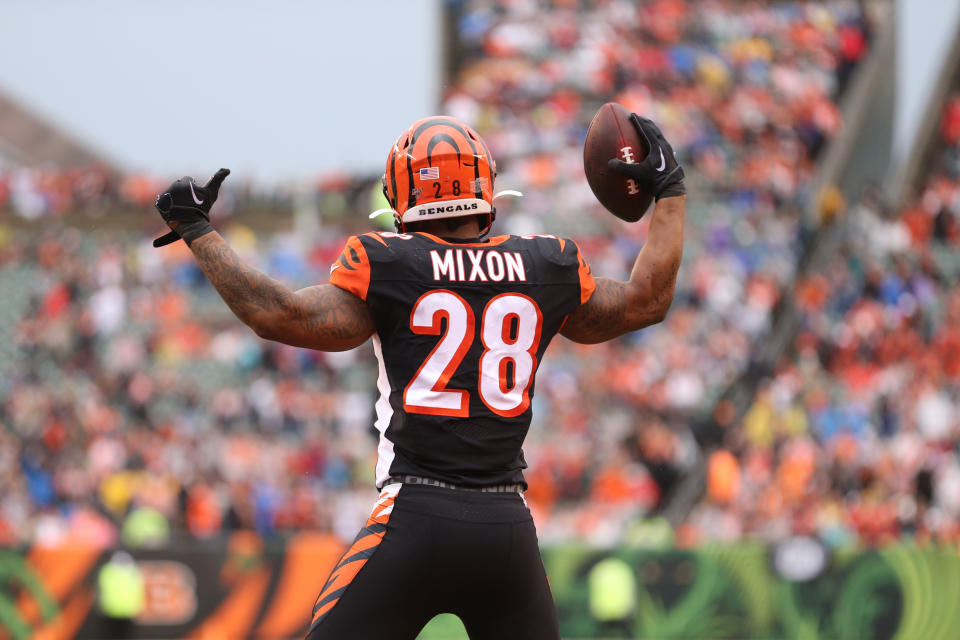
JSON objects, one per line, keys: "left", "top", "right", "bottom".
{"left": 383, "top": 116, "right": 497, "bottom": 233}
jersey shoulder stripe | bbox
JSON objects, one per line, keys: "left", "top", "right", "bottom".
{"left": 330, "top": 232, "right": 413, "bottom": 298}
{"left": 574, "top": 242, "right": 595, "bottom": 304}
{"left": 523, "top": 234, "right": 595, "bottom": 304}
{"left": 329, "top": 235, "right": 372, "bottom": 301}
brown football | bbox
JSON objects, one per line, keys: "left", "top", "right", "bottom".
{"left": 583, "top": 102, "right": 653, "bottom": 222}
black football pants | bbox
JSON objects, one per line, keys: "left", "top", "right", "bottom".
{"left": 305, "top": 483, "right": 559, "bottom": 640}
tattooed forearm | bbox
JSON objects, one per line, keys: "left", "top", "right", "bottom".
{"left": 562, "top": 195, "right": 685, "bottom": 344}
{"left": 191, "top": 233, "right": 290, "bottom": 323}
{"left": 189, "top": 233, "right": 374, "bottom": 350}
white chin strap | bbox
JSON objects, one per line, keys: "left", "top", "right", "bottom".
{"left": 367, "top": 191, "right": 522, "bottom": 221}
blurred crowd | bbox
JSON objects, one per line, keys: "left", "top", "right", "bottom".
{"left": 0, "top": 228, "right": 384, "bottom": 547}
{"left": 0, "top": 163, "right": 381, "bottom": 226}
{"left": 449, "top": 0, "right": 866, "bottom": 219}
{"left": 445, "top": 0, "right": 871, "bottom": 542}
{"left": 0, "top": 0, "right": 908, "bottom": 549}
{"left": 688, "top": 92, "right": 960, "bottom": 546}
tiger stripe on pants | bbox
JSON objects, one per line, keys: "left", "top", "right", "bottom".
{"left": 308, "top": 484, "right": 399, "bottom": 630}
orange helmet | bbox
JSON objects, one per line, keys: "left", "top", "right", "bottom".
{"left": 382, "top": 116, "right": 497, "bottom": 234}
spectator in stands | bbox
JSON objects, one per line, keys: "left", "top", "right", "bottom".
{"left": 5, "top": 0, "right": 918, "bottom": 549}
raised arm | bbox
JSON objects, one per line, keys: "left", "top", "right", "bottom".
{"left": 562, "top": 114, "right": 687, "bottom": 344}
{"left": 561, "top": 195, "right": 685, "bottom": 343}
{"left": 152, "top": 170, "right": 374, "bottom": 351}
{"left": 188, "top": 232, "right": 374, "bottom": 351}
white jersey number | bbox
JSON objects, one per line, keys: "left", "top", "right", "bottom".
{"left": 404, "top": 290, "right": 475, "bottom": 417}
{"left": 403, "top": 291, "right": 542, "bottom": 418}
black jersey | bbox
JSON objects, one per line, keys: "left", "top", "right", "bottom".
{"left": 329, "top": 231, "right": 595, "bottom": 488}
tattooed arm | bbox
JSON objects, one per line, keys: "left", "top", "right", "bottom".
{"left": 561, "top": 195, "right": 685, "bottom": 344}
{"left": 187, "top": 232, "right": 374, "bottom": 351}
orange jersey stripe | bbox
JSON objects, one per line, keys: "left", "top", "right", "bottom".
{"left": 329, "top": 235, "right": 371, "bottom": 301}
{"left": 365, "top": 232, "right": 389, "bottom": 247}
{"left": 575, "top": 244, "right": 596, "bottom": 304}
{"left": 417, "top": 232, "right": 511, "bottom": 247}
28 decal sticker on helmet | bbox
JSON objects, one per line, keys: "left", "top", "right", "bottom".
{"left": 382, "top": 116, "right": 498, "bottom": 234}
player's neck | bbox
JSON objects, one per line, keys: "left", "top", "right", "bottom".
{"left": 439, "top": 227, "right": 481, "bottom": 240}
{"left": 412, "top": 217, "right": 482, "bottom": 239}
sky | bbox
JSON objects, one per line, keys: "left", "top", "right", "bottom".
{"left": 894, "top": 0, "right": 960, "bottom": 159}
{"left": 0, "top": 0, "right": 440, "bottom": 182}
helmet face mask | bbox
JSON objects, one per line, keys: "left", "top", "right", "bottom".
{"left": 382, "top": 116, "right": 497, "bottom": 235}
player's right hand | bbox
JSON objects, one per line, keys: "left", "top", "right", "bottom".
{"left": 153, "top": 168, "right": 231, "bottom": 248}
{"left": 607, "top": 115, "right": 685, "bottom": 200}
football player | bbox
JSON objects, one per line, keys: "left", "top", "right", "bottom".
{"left": 153, "top": 114, "right": 685, "bottom": 639}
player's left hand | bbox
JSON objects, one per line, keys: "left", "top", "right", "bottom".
{"left": 153, "top": 168, "right": 230, "bottom": 248}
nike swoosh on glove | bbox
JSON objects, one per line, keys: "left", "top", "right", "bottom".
{"left": 153, "top": 168, "right": 230, "bottom": 248}
{"left": 607, "top": 115, "right": 685, "bottom": 200}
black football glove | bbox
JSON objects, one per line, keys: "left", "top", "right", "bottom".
{"left": 153, "top": 168, "right": 230, "bottom": 248}
{"left": 607, "top": 115, "right": 685, "bottom": 200}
